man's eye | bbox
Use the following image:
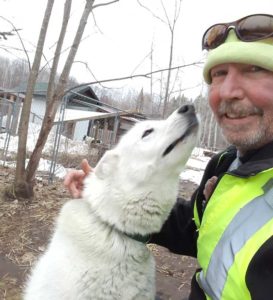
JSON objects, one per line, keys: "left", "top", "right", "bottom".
{"left": 142, "top": 129, "right": 154, "bottom": 138}
{"left": 248, "top": 65, "right": 265, "bottom": 73}
{"left": 211, "top": 69, "right": 227, "bottom": 78}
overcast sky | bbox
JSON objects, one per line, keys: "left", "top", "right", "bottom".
{"left": 1, "top": 0, "right": 273, "bottom": 99}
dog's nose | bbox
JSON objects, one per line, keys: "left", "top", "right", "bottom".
{"left": 177, "top": 104, "right": 195, "bottom": 115}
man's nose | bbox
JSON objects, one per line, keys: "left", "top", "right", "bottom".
{"left": 219, "top": 70, "right": 245, "bottom": 101}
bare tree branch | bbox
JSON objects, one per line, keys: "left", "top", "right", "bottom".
{"left": 175, "top": 0, "right": 182, "bottom": 21}
{"left": 137, "top": 0, "right": 166, "bottom": 25}
{"left": 0, "top": 44, "right": 28, "bottom": 52}
{"left": 0, "top": 46, "right": 28, "bottom": 60}
{"left": 73, "top": 60, "right": 107, "bottom": 88}
{"left": 136, "top": 1, "right": 184, "bottom": 117}
{"left": 40, "top": 35, "right": 90, "bottom": 73}
{"left": 74, "top": 60, "right": 126, "bottom": 90}
{"left": 93, "top": 0, "right": 119, "bottom": 10}
{"left": 130, "top": 50, "right": 153, "bottom": 75}
{"left": 0, "top": 30, "right": 15, "bottom": 39}
{"left": 66, "top": 60, "right": 203, "bottom": 93}
{"left": 20, "top": 38, "right": 52, "bottom": 75}
{"left": 91, "top": 10, "right": 103, "bottom": 34}
{"left": 45, "top": 0, "right": 72, "bottom": 104}
{"left": 0, "top": 16, "right": 31, "bottom": 70}
{"left": 169, "top": 83, "right": 202, "bottom": 95}
{"left": 160, "top": 0, "right": 171, "bottom": 29}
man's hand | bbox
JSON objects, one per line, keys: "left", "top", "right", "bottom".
{"left": 64, "top": 159, "right": 92, "bottom": 198}
{"left": 203, "top": 176, "right": 218, "bottom": 200}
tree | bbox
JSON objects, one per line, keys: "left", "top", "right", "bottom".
{"left": 0, "top": 16, "right": 31, "bottom": 69}
{"left": 15, "top": 0, "right": 55, "bottom": 198}
{"left": 137, "top": 0, "right": 183, "bottom": 117}
{"left": 0, "top": 30, "right": 16, "bottom": 40}
{"left": 12, "top": 0, "right": 119, "bottom": 199}
{"left": 194, "top": 94, "right": 229, "bottom": 151}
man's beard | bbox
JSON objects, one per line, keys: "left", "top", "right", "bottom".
{"left": 217, "top": 101, "right": 268, "bottom": 152}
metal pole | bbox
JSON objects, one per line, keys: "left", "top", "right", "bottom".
{"left": 48, "top": 95, "right": 68, "bottom": 183}
{"left": 111, "top": 113, "right": 120, "bottom": 146}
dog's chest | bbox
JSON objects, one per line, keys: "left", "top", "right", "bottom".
{"left": 72, "top": 254, "right": 156, "bottom": 299}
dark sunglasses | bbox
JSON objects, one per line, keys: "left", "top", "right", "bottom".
{"left": 202, "top": 13, "right": 273, "bottom": 50}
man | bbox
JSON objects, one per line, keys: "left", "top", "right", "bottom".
{"left": 64, "top": 14, "right": 273, "bottom": 299}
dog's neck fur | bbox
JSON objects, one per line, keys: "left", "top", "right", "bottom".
{"left": 83, "top": 171, "right": 179, "bottom": 237}
{"left": 91, "top": 207, "right": 151, "bottom": 244}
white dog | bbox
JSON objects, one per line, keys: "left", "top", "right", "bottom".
{"left": 24, "top": 104, "right": 199, "bottom": 300}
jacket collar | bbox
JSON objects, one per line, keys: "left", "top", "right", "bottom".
{"left": 230, "top": 140, "right": 273, "bottom": 177}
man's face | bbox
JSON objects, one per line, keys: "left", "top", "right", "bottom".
{"left": 208, "top": 63, "right": 273, "bottom": 153}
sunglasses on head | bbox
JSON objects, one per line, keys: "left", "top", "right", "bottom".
{"left": 202, "top": 13, "right": 273, "bottom": 50}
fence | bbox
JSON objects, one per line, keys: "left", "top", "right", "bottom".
{"left": 0, "top": 86, "right": 131, "bottom": 182}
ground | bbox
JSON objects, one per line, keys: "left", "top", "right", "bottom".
{"left": 0, "top": 166, "right": 199, "bottom": 300}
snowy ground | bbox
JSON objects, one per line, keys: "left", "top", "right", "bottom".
{"left": 0, "top": 123, "right": 211, "bottom": 184}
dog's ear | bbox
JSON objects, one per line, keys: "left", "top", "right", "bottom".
{"left": 95, "top": 150, "right": 120, "bottom": 179}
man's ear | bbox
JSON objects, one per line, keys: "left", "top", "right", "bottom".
{"left": 94, "top": 150, "right": 119, "bottom": 179}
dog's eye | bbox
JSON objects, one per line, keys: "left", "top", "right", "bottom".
{"left": 142, "top": 128, "right": 154, "bottom": 138}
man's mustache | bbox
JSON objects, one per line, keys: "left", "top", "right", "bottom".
{"left": 217, "top": 101, "right": 263, "bottom": 117}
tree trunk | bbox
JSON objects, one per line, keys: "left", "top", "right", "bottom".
{"left": 25, "top": 0, "right": 95, "bottom": 185}
{"left": 14, "top": 0, "right": 55, "bottom": 199}
{"left": 150, "top": 41, "right": 153, "bottom": 100}
{"left": 47, "top": 0, "right": 72, "bottom": 104}
{"left": 24, "top": 0, "right": 72, "bottom": 186}
{"left": 162, "top": 27, "right": 174, "bottom": 118}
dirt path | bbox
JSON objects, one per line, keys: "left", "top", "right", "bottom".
{"left": 0, "top": 167, "right": 198, "bottom": 300}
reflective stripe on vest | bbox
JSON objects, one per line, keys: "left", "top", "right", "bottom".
{"left": 197, "top": 170, "right": 273, "bottom": 300}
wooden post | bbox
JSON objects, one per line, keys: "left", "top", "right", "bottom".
{"left": 111, "top": 114, "right": 120, "bottom": 146}
{"left": 6, "top": 102, "right": 13, "bottom": 132}
{"left": 94, "top": 121, "right": 99, "bottom": 142}
{"left": 102, "top": 118, "right": 108, "bottom": 144}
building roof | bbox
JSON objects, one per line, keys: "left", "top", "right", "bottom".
{"left": 13, "top": 82, "right": 48, "bottom": 96}
{"left": 13, "top": 82, "right": 101, "bottom": 110}
{"left": 61, "top": 109, "right": 107, "bottom": 122}
{"left": 66, "top": 85, "right": 101, "bottom": 111}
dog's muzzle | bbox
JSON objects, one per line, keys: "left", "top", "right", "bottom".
{"left": 162, "top": 104, "right": 199, "bottom": 157}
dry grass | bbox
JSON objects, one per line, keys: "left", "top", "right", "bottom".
{"left": 0, "top": 167, "right": 69, "bottom": 299}
{"left": 0, "top": 166, "right": 198, "bottom": 300}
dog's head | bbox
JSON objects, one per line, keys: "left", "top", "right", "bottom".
{"left": 94, "top": 104, "right": 199, "bottom": 184}
{"left": 84, "top": 104, "right": 199, "bottom": 234}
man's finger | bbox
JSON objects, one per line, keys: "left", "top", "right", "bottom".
{"left": 81, "top": 159, "right": 92, "bottom": 174}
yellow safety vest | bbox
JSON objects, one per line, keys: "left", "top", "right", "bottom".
{"left": 195, "top": 168, "right": 273, "bottom": 300}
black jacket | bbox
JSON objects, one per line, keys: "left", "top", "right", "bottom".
{"left": 151, "top": 141, "right": 273, "bottom": 300}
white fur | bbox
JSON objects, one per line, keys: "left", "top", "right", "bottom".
{"left": 24, "top": 106, "right": 199, "bottom": 300}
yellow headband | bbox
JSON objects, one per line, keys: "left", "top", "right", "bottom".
{"left": 203, "top": 30, "right": 273, "bottom": 84}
